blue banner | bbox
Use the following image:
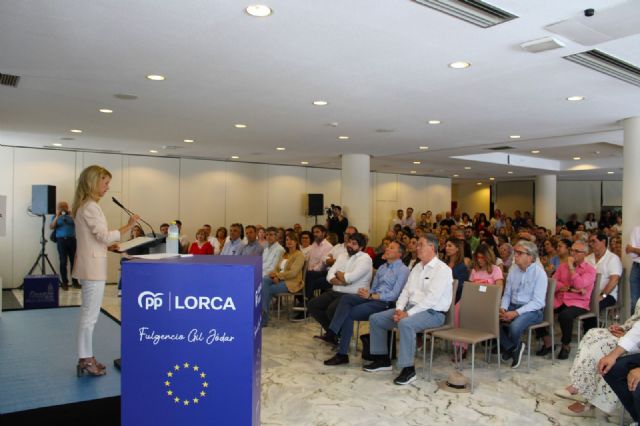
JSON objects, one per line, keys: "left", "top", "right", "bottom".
{"left": 122, "top": 256, "right": 262, "bottom": 426}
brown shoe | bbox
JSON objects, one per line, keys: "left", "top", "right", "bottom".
{"left": 77, "top": 358, "right": 107, "bottom": 377}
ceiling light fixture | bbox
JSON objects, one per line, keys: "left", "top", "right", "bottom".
{"left": 52, "top": 143, "right": 62, "bottom": 147}
{"left": 70, "top": 129, "right": 82, "bottom": 133}
{"left": 413, "top": 161, "right": 421, "bottom": 165}
{"left": 338, "top": 136, "right": 350, "bottom": 140}
{"left": 312, "top": 100, "right": 328, "bottom": 106}
{"left": 476, "top": 182, "right": 482, "bottom": 185}
{"left": 489, "top": 177, "right": 495, "bottom": 181}
{"left": 510, "top": 135, "right": 521, "bottom": 139}
{"left": 453, "top": 174, "right": 459, "bottom": 177}
{"left": 607, "top": 171, "right": 615, "bottom": 175}
{"left": 183, "top": 139, "right": 194, "bottom": 143}
{"left": 573, "top": 156, "right": 581, "bottom": 160}
{"left": 567, "top": 95, "right": 585, "bottom": 101}
{"left": 146, "top": 74, "right": 165, "bottom": 81}
{"left": 410, "top": 171, "right": 417, "bottom": 174}
{"left": 449, "top": 61, "right": 471, "bottom": 69}
{"left": 149, "top": 149, "right": 158, "bottom": 153}
{"left": 234, "top": 124, "right": 247, "bottom": 129}
{"left": 231, "top": 155, "right": 240, "bottom": 159}
{"left": 531, "top": 150, "right": 540, "bottom": 154}
{"left": 419, "top": 146, "right": 429, "bottom": 150}
{"left": 507, "top": 171, "right": 514, "bottom": 174}
{"left": 99, "top": 108, "right": 113, "bottom": 114}
{"left": 301, "top": 161, "right": 309, "bottom": 165}
{"left": 428, "top": 120, "right": 441, "bottom": 125}
{"left": 276, "top": 147, "right": 286, "bottom": 151}
{"left": 464, "top": 166, "right": 471, "bottom": 170}
{"left": 245, "top": 5, "right": 272, "bottom": 17}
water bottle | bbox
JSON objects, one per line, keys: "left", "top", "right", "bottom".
{"left": 167, "top": 221, "right": 179, "bottom": 254}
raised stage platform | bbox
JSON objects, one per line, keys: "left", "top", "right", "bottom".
{"left": 0, "top": 307, "right": 121, "bottom": 424}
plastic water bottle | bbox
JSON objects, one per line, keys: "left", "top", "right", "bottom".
{"left": 167, "top": 222, "right": 179, "bottom": 254}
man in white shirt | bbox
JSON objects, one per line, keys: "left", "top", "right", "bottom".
{"left": 364, "top": 234, "right": 452, "bottom": 385}
{"left": 585, "top": 233, "right": 623, "bottom": 333}
{"left": 308, "top": 233, "right": 372, "bottom": 339}
{"left": 390, "top": 209, "right": 404, "bottom": 230}
{"left": 261, "top": 227, "right": 284, "bottom": 277}
{"left": 324, "top": 226, "right": 357, "bottom": 268}
{"left": 403, "top": 207, "right": 416, "bottom": 231}
{"left": 626, "top": 225, "right": 640, "bottom": 315}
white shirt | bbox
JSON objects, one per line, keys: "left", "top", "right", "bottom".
{"left": 262, "top": 242, "right": 285, "bottom": 277}
{"left": 630, "top": 226, "right": 640, "bottom": 264}
{"left": 390, "top": 218, "right": 403, "bottom": 230}
{"left": 586, "top": 249, "right": 623, "bottom": 300}
{"left": 208, "top": 236, "right": 223, "bottom": 255}
{"left": 403, "top": 216, "right": 416, "bottom": 230}
{"left": 324, "top": 243, "right": 347, "bottom": 265}
{"left": 618, "top": 321, "right": 640, "bottom": 353}
{"left": 326, "top": 251, "right": 372, "bottom": 294}
{"left": 307, "top": 239, "right": 333, "bottom": 271}
{"left": 395, "top": 256, "right": 453, "bottom": 316}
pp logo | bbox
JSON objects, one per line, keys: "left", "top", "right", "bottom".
{"left": 138, "top": 291, "right": 164, "bottom": 310}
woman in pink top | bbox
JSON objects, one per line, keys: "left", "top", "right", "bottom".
{"left": 537, "top": 240, "right": 597, "bottom": 360}
{"left": 469, "top": 244, "right": 504, "bottom": 286}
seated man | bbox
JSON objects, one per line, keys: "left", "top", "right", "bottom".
{"left": 303, "top": 225, "right": 334, "bottom": 302}
{"left": 363, "top": 234, "right": 452, "bottom": 385}
{"left": 600, "top": 321, "right": 640, "bottom": 424}
{"left": 220, "top": 223, "right": 245, "bottom": 255}
{"left": 240, "top": 225, "right": 264, "bottom": 256}
{"left": 499, "top": 240, "right": 547, "bottom": 369}
{"left": 308, "top": 233, "right": 372, "bottom": 337}
{"left": 323, "top": 241, "right": 410, "bottom": 366}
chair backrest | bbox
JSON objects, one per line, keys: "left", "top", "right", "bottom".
{"left": 589, "top": 273, "right": 602, "bottom": 314}
{"left": 443, "top": 279, "right": 459, "bottom": 328}
{"left": 543, "top": 278, "right": 557, "bottom": 324}
{"left": 301, "top": 260, "right": 308, "bottom": 288}
{"left": 459, "top": 281, "right": 501, "bottom": 336}
{"left": 620, "top": 268, "right": 628, "bottom": 321}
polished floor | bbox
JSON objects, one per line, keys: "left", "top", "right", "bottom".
{"left": 9, "top": 285, "right": 627, "bottom": 425}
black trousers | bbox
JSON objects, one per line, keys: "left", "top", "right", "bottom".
{"left": 603, "top": 353, "right": 640, "bottom": 422}
{"left": 56, "top": 237, "right": 76, "bottom": 285}
{"left": 304, "top": 270, "right": 331, "bottom": 300}
{"left": 537, "top": 304, "right": 588, "bottom": 345}
{"left": 308, "top": 291, "right": 345, "bottom": 333}
{"left": 583, "top": 295, "right": 617, "bottom": 333}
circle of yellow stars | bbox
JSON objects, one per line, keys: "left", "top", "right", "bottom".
{"left": 164, "top": 362, "right": 208, "bottom": 407}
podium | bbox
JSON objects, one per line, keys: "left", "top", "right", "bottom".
{"left": 121, "top": 256, "right": 262, "bottom": 426}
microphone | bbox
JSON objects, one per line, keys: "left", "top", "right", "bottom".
{"left": 112, "top": 197, "right": 156, "bottom": 238}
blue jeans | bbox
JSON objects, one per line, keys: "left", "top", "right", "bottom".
{"left": 604, "top": 353, "right": 640, "bottom": 422}
{"left": 328, "top": 294, "right": 390, "bottom": 355}
{"left": 630, "top": 263, "right": 640, "bottom": 316}
{"left": 262, "top": 276, "right": 289, "bottom": 323}
{"left": 370, "top": 308, "right": 445, "bottom": 368}
{"left": 56, "top": 237, "right": 76, "bottom": 285}
{"left": 500, "top": 303, "right": 543, "bottom": 352}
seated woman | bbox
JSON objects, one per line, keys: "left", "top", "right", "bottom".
{"left": 211, "top": 226, "right": 227, "bottom": 255}
{"left": 469, "top": 243, "right": 504, "bottom": 286}
{"left": 498, "top": 242, "right": 514, "bottom": 273}
{"left": 261, "top": 232, "right": 305, "bottom": 326}
{"left": 299, "top": 230, "right": 312, "bottom": 256}
{"left": 402, "top": 237, "right": 419, "bottom": 270}
{"left": 555, "top": 300, "right": 640, "bottom": 418}
{"left": 540, "top": 238, "right": 560, "bottom": 277}
{"left": 445, "top": 238, "right": 470, "bottom": 360}
{"left": 189, "top": 228, "right": 214, "bottom": 255}
{"left": 537, "top": 240, "right": 595, "bottom": 359}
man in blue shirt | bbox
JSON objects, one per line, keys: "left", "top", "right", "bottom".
{"left": 323, "top": 241, "right": 410, "bottom": 366}
{"left": 240, "top": 225, "right": 264, "bottom": 256}
{"left": 499, "top": 240, "right": 547, "bottom": 369}
{"left": 49, "top": 201, "right": 78, "bottom": 290}
{"left": 221, "top": 223, "right": 245, "bottom": 255}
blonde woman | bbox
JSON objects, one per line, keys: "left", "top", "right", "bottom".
{"left": 73, "top": 165, "right": 139, "bottom": 376}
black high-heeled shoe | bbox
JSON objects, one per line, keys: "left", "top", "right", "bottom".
{"left": 536, "top": 345, "right": 552, "bottom": 356}
{"left": 77, "top": 358, "right": 107, "bottom": 377}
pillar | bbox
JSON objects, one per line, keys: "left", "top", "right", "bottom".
{"left": 535, "top": 174, "right": 556, "bottom": 232}
{"left": 341, "top": 154, "right": 371, "bottom": 236}
{"left": 622, "top": 117, "right": 640, "bottom": 320}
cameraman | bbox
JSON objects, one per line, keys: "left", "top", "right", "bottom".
{"left": 50, "top": 201, "right": 79, "bottom": 290}
{"left": 327, "top": 205, "right": 349, "bottom": 243}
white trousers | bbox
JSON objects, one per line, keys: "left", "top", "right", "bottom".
{"left": 77, "top": 280, "right": 106, "bottom": 359}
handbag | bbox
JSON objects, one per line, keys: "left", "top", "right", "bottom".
{"left": 49, "top": 230, "right": 58, "bottom": 243}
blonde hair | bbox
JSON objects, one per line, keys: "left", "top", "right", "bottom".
{"left": 72, "top": 165, "right": 112, "bottom": 216}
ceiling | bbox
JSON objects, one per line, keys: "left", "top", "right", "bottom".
{"left": 1, "top": 0, "right": 639, "bottom": 183}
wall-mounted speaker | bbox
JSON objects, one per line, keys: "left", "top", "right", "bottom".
{"left": 32, "top": 185, "right": 56, "bottom": 215}
{"left": 307, "top": 193, "right": 324, "bottom": 216}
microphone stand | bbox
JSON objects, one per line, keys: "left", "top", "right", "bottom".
{"left": 111, "top": 197, "right": 156, "bottom": 238}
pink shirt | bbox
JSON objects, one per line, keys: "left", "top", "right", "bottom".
{"left": 552, "top": 261, "right": 596, "bottom": 310}
{"left": 469, "top": 264, "right": 503, "bottom": 285}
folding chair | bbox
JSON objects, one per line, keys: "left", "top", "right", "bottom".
{"left": 604, "top": 268, "right": 626, "bottom": 327}
{"left": 526, "top": 278, "right": 556, "bottom": 371}
{"left": 577, "top": 273, "right": 601, "bottom": 342}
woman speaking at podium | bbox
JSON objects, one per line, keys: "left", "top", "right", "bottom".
{"left": 72, "top": 165, "right": 139, "bottom": 376}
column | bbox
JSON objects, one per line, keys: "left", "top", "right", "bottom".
{"left": 622, "top": 117, "right": 640, "bottom": 320}
{"left": 534, "top": 174, "right": 556, "bottom": 232}
{"left": 341, "top": 154, "right": 371, "bottom": 235}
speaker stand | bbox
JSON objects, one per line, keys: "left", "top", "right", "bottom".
{"left": 22, "top": 215, "right": 58, "bottom": 288}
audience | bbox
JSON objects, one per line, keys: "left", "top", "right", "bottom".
{"left": 188, "top": 228, "right": 214, "bottom": 255}
{"left": 299, "top": 230, "right": 312, "bottom": 256}
{"left": 240, "top": 225, "right": 264, "bottom": 256}
{"left": 262, "top": 227, "right": 285, "bottom": 278}
{"left": 221, "top": 223, "right": 245, "bottom": 255}
{"left": 304, "top": 225, "right": 334, "bottom": 303}
{"left": 211, "top": 226, "right": 227, "bottom": 255}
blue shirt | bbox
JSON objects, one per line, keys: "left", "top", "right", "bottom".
{"left": 220, "top": 238, "right": 245, "bottom": 255}
{"left": 371, "top": 259, "right": 410, "bottom": 302}
{"left": 501, "top": 262, "right": 547, "bottom": 315}
{"left": 240, "top": 241, "right": 264, "bottom": 256}
{"left": 51, "top": 213, "right": 75, "bottom": 238}
{"left": 452, "top": 262, "right": 470, "bottom": 303}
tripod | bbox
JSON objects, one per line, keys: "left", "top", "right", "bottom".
{"left": 27, "top": 214, "right": 58, "bottom": 278}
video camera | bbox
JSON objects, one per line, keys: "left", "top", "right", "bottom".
{"left": 325, "top": 204, "right": 337, "bottom": 217}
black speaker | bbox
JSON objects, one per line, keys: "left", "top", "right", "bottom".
{"left": 32, "top": 185, "right": 56, "bottom": 215}
{"left": 308, "top": 193, "right": 324, "bottom": 216}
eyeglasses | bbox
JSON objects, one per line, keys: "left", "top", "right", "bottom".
{"left": 514, "top": 250, "right": 529, "bottom": 256}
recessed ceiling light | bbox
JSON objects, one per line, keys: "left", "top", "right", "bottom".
{"left": 231, "top": 155, "right": 240, "bottom": 159}
{"left": 245, "top": 5, "right": 272, "bottom": 17}
{"left": 489, "top": 177, "right": 495, "bottom": 181}
{"left": 234, "top": 124, "right": 247, "bottom": 129}
{"left": 464, "top": 166, "right": 471, "bottom": 170}
{"left": 410, "top": 171, "right": 417, "bottom": 174}
{"left": 312, "top": 100, "right": 328, "bottom": 106}
{"left": 276, "top": 147, "right": 286, "bottom": 151}
{"left": 146, "top": 74, "right": 165, "bottom": 81}
{"left": 531, "top": 150, "right": 540, "bottom": 154}
{"left": 607, "top": 171, "right": 615, "bottom": 175}
{"left": 453, "top": 174, "right": 459, "bottom": 177}
{"left": 476, "top": 182, "right": 482, "bottom": 186}
{"left": 301, "top": 161, "right": 309, "bottom": 165}
{"left": 338, "top": 136, "right": 350, "bottom": 140}
{"left": 573, "top": 156, "right": 581, "bottom": 160}
{"left": 52, "top": 143, "right": 62, "bottom": 147}
{"left": 419, "top": 146, "right": 429, "bottom": 150}
{"left": 507, "top": 171, "right": 514, "bottom": 174}
{"left": 595, "top": 151, "right": 601, "bottom": 155}
{"left": 428, "top": 120, "right": 441, "bottom": 125}
{"left": 449, "top": 61, "right": 471, "bottom": 69}
{"left": 183, "top": 139, "right": 194, "bottom": 143}
{"left": 413, "top": 161, "right": 421, "bottom": 165}
{"left": 99, "top": 108, "right": 113, "bottom": 114}
{"left": 510, "top": 135, "right": 521, "bottom": 139}
{"left": 567, "top": 95, "right": 585, "bottom": 101}
{"left": 70, "top": 129, "right": 82, "bottom": 133}
{"left": 149, "top": 149, "right": 158, "bottom": 153}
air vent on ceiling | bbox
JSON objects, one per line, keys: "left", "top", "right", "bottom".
{"left": 487, "top": 146, "right": 514, "bottom": 151}
{"left": 564, "top": 50, "right": 640, "bottom": 88}
{"left": 413, "top": 0, "right": 517, "bottom": 28}
{"left": 0, "top": 72, "right": 20, "bottom": 87}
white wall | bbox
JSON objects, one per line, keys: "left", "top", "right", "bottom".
{"left": 556, "top": 181, "right": 601, "bottom": 221}
{"left": 494, "top": 181, "right": 534, "bottom": 217}
{"left": 0, "top": 147, "right": 450, "bottom": 287}
{"left": 452, "top": 183, "right": 490, "bottom": 217}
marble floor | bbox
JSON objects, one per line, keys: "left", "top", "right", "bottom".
{"left": 9, "top": 285, "right": 629, "bottom": 425}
